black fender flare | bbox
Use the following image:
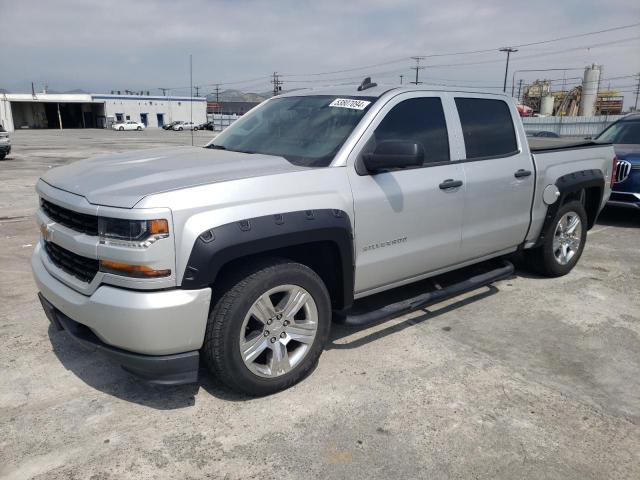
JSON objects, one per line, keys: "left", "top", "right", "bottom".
{"left": 534, "top": 169, "right": 604, "bottom": 247}
{"left": 181, "top": 209, "right": 354, "bottom": 308}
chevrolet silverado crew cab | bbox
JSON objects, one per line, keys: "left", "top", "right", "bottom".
{"left": 32, "top": 80, "right": 616, "bottom": 395}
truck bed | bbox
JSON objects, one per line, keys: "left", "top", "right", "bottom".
{"left": 527, "top": 138, "right": 608, "bottom": 152}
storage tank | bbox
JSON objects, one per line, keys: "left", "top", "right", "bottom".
{"left": 540, "top": 95, "right": 555, "bottom": 116}
{"left": 579, "top": 64, "right": 601, "bottom": 117}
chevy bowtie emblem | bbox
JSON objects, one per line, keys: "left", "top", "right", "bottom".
{"left": 40, "top": 223, "right": 53, "bottom": 242}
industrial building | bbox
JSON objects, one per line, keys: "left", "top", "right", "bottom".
{"left": 0, "top": 92, "right": 206, "bottom": 132}
{"left": 520, "top": 64, "right": 624, "bottom": 117}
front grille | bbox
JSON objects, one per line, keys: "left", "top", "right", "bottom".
{"left": 44, "top": 241, "right": 99, "bottom": 283}
{"left": 614, "top": 160, "right": 632, "bottom": 184}
{"left": 41, "top": 199, "right": 98, "bottom": 236}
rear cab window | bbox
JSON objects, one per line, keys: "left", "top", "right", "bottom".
{"left": 455, "top": 98, "right": 518, "bottom": 159}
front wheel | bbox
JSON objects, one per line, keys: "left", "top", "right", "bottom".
{"left": 525, "top": 200, "right": 588, "bottom": 277}
{"left": 178, "top": 127, "right": 183, "bottom": 131}
{"left": 118, "top": 126, "right": 124, "bottom": 131}
{"left": 193, "top": 127, "right": 198, "bottom": 131}
{"left": 202, "top": 259, "right": 331, "bottom": 396}
{"left": 137, "top": 126, "right": 142, "bottom": 131}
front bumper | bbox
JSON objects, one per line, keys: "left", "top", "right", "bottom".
{"left": 32, "top": 244, "right": 212, "bottom": 384}
{"left": 40, "top": 294, "right": 200, "bottom": 385}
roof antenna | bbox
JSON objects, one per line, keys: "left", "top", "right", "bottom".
{"left": 357, "top": 77, "right": 377, "bottom": 91}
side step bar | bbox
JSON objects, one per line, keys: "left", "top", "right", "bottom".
{"left": 336, "top": 260, "right": 514, "bottom": 327}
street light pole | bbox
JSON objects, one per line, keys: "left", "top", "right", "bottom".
{"left": 499, "top": 47, "right": 518, "bottom": 93}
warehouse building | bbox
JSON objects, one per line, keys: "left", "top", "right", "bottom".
{"left": 0, "top": 92, "right": 206, "bottom": 131}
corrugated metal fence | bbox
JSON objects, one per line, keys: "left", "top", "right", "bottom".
{"left": 209, "top": 113, "right": 240, "bottom": 132}
{"left": 522, "top": 115, "right": 624, "bottom": 137}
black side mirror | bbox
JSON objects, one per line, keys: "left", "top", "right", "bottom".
{"left": 361, "top": 140, "right": 424, "bottom": 174}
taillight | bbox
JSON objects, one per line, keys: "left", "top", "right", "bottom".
{"left": 611, "top": 156, "right": 618, "bottom": 187}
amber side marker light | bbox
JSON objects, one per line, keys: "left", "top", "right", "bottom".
{"left": 149, "top": 219, "right": 169, "bottom": 236}
{"left": 100, "top": 260, "right": 171, "bottom": 278}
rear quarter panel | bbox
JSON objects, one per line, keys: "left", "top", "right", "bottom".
{"left": 526, "top": 144, "right": 614, "bottom": 245}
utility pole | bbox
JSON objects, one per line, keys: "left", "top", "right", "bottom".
{"left": 194, "top": 86, "right": 200, "bottom": 97}
{"left": 159, "top": 88, "right": 169, "bottom": 96}
{"left": 410, "top": 56, "right": 426, "bottom": 85}
{"left": 399, "top": 74, "right": 404, "bottom": 85}
{"left": 499, "top": 47, "right": 518, "bottom": 93}
{"left": 271, "top": 72, "right": 283, "bottom": 96}
{"left": 189, "top": 54, "right": 193, "bottom": 146}
{"left": 634, "top": 72, "right": 640, "bottom": 111}
{"left": 214, "top": 84, "right": 220, "bottom": 104}
{"left": 516, "top": 79, "right": 523, "bottom": 103}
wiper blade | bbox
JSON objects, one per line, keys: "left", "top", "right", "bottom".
{"left": 206, "top": 144, "right": 226, "bottom": 150}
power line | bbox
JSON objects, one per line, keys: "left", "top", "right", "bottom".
{"left": 281, "top": 22, "right": 640, "bottom": 78}
{"left": 159, "top": 24, "right": 640, "bottom": 92}
{"left": 424, "top": 36, "right": 640, "bottom": 68}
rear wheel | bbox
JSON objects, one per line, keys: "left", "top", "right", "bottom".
{"left": 118, "top": 126, "right": 124, "bottom": 131}
{"left": 194, "top": 127, "right": 198, "bottom": 131}
{"left": 178, "top": 127, "right": 183, "bottom": 131}
{"left": 526, "top": 200, "right": 587, "bottom": 277}
{"left": 137, "top": 126, "right": 142, "bottom": 131}
{"left": 202, "top": 259, "right": 331, "bottom": 396}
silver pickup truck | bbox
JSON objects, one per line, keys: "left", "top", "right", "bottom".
{"left": 32, "top": 81, "right": 616, "bottom": 395}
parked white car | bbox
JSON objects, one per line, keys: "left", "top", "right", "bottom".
{"left": 173, "top": 122, "right": 198, "bottom": 131}
{"left": 112, "top": 121, "right": 145, "bottom": 131}
{"left": 0, "top": 124, "right": 10, "bottom": 160}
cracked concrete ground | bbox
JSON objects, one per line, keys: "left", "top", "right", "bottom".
{"left": 1, "top": 130, "right": 639, "bottom": 479}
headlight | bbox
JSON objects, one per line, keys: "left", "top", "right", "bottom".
{"left": 98, "top": 218, "right": 169, "bottom": 247}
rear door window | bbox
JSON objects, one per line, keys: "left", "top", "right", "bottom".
{"left": 374, "top": 97, "right": 450, "bottom": 164}
{"left": 455, "top": 98, "right": 518, "bottom": 159}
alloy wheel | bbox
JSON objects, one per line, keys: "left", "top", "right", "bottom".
{"left": 239, "top": 284, "right": 318, "bottom": 378}
{"left": 552, "top": 211, "right": 582, "bottom": 265}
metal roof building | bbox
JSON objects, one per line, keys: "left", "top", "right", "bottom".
{"left": 0, "top": 92, "right": 206, "bottom": 132}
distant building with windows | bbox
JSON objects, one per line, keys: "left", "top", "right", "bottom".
{"left": 0, "top": 92, "right": 206, "bottom": 131}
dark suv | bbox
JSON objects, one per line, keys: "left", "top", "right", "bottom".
{"left": 597, "top": 114, "right": 640, "bottom": 209}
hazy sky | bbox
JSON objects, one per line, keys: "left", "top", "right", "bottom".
{"left": 1, "top": 0, "right": 639, "bottom": 105}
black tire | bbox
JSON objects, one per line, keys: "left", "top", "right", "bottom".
{"left": 525, "top": 200, "right": 588, "bottom": 277}
{"left": 193, "top": 127, "right": 198, "bottom": 131}
{"left": 137, "top": 126, "right": 142, "bottom": 131}
{"left": 118, "top": 126, "right": 124, "bottom": 131}
{"left": 178, "top": 127, "right": 183, "bottom": 131}
{"left": 0, "top": 153, "right": 5, "bottom": 160}
{"left": 202, "top": 259, "right": 331, "bottom": 396}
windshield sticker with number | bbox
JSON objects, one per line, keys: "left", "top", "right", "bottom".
{"left": 328, "top": 98, "right": 371, "bottom": 110}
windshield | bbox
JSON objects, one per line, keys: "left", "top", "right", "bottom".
{"left": 207, "top": 95, "right": 376, "bottom": 167}
{"left": 596, "top": 120, "right": 640, "bottom": 144}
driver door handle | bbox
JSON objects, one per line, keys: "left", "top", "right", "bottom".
{"left": 514, "top": 169, "right": 532, "bottom": 178}
{"left": 439, "top": 179, "right": 463, "bottom": 190}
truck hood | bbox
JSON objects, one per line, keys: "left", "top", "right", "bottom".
{"left": 41, "top": 146, "right": 307, "bottom": 208}
{"left": 614, "top": 144, "right": 640, "bottom": 164}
